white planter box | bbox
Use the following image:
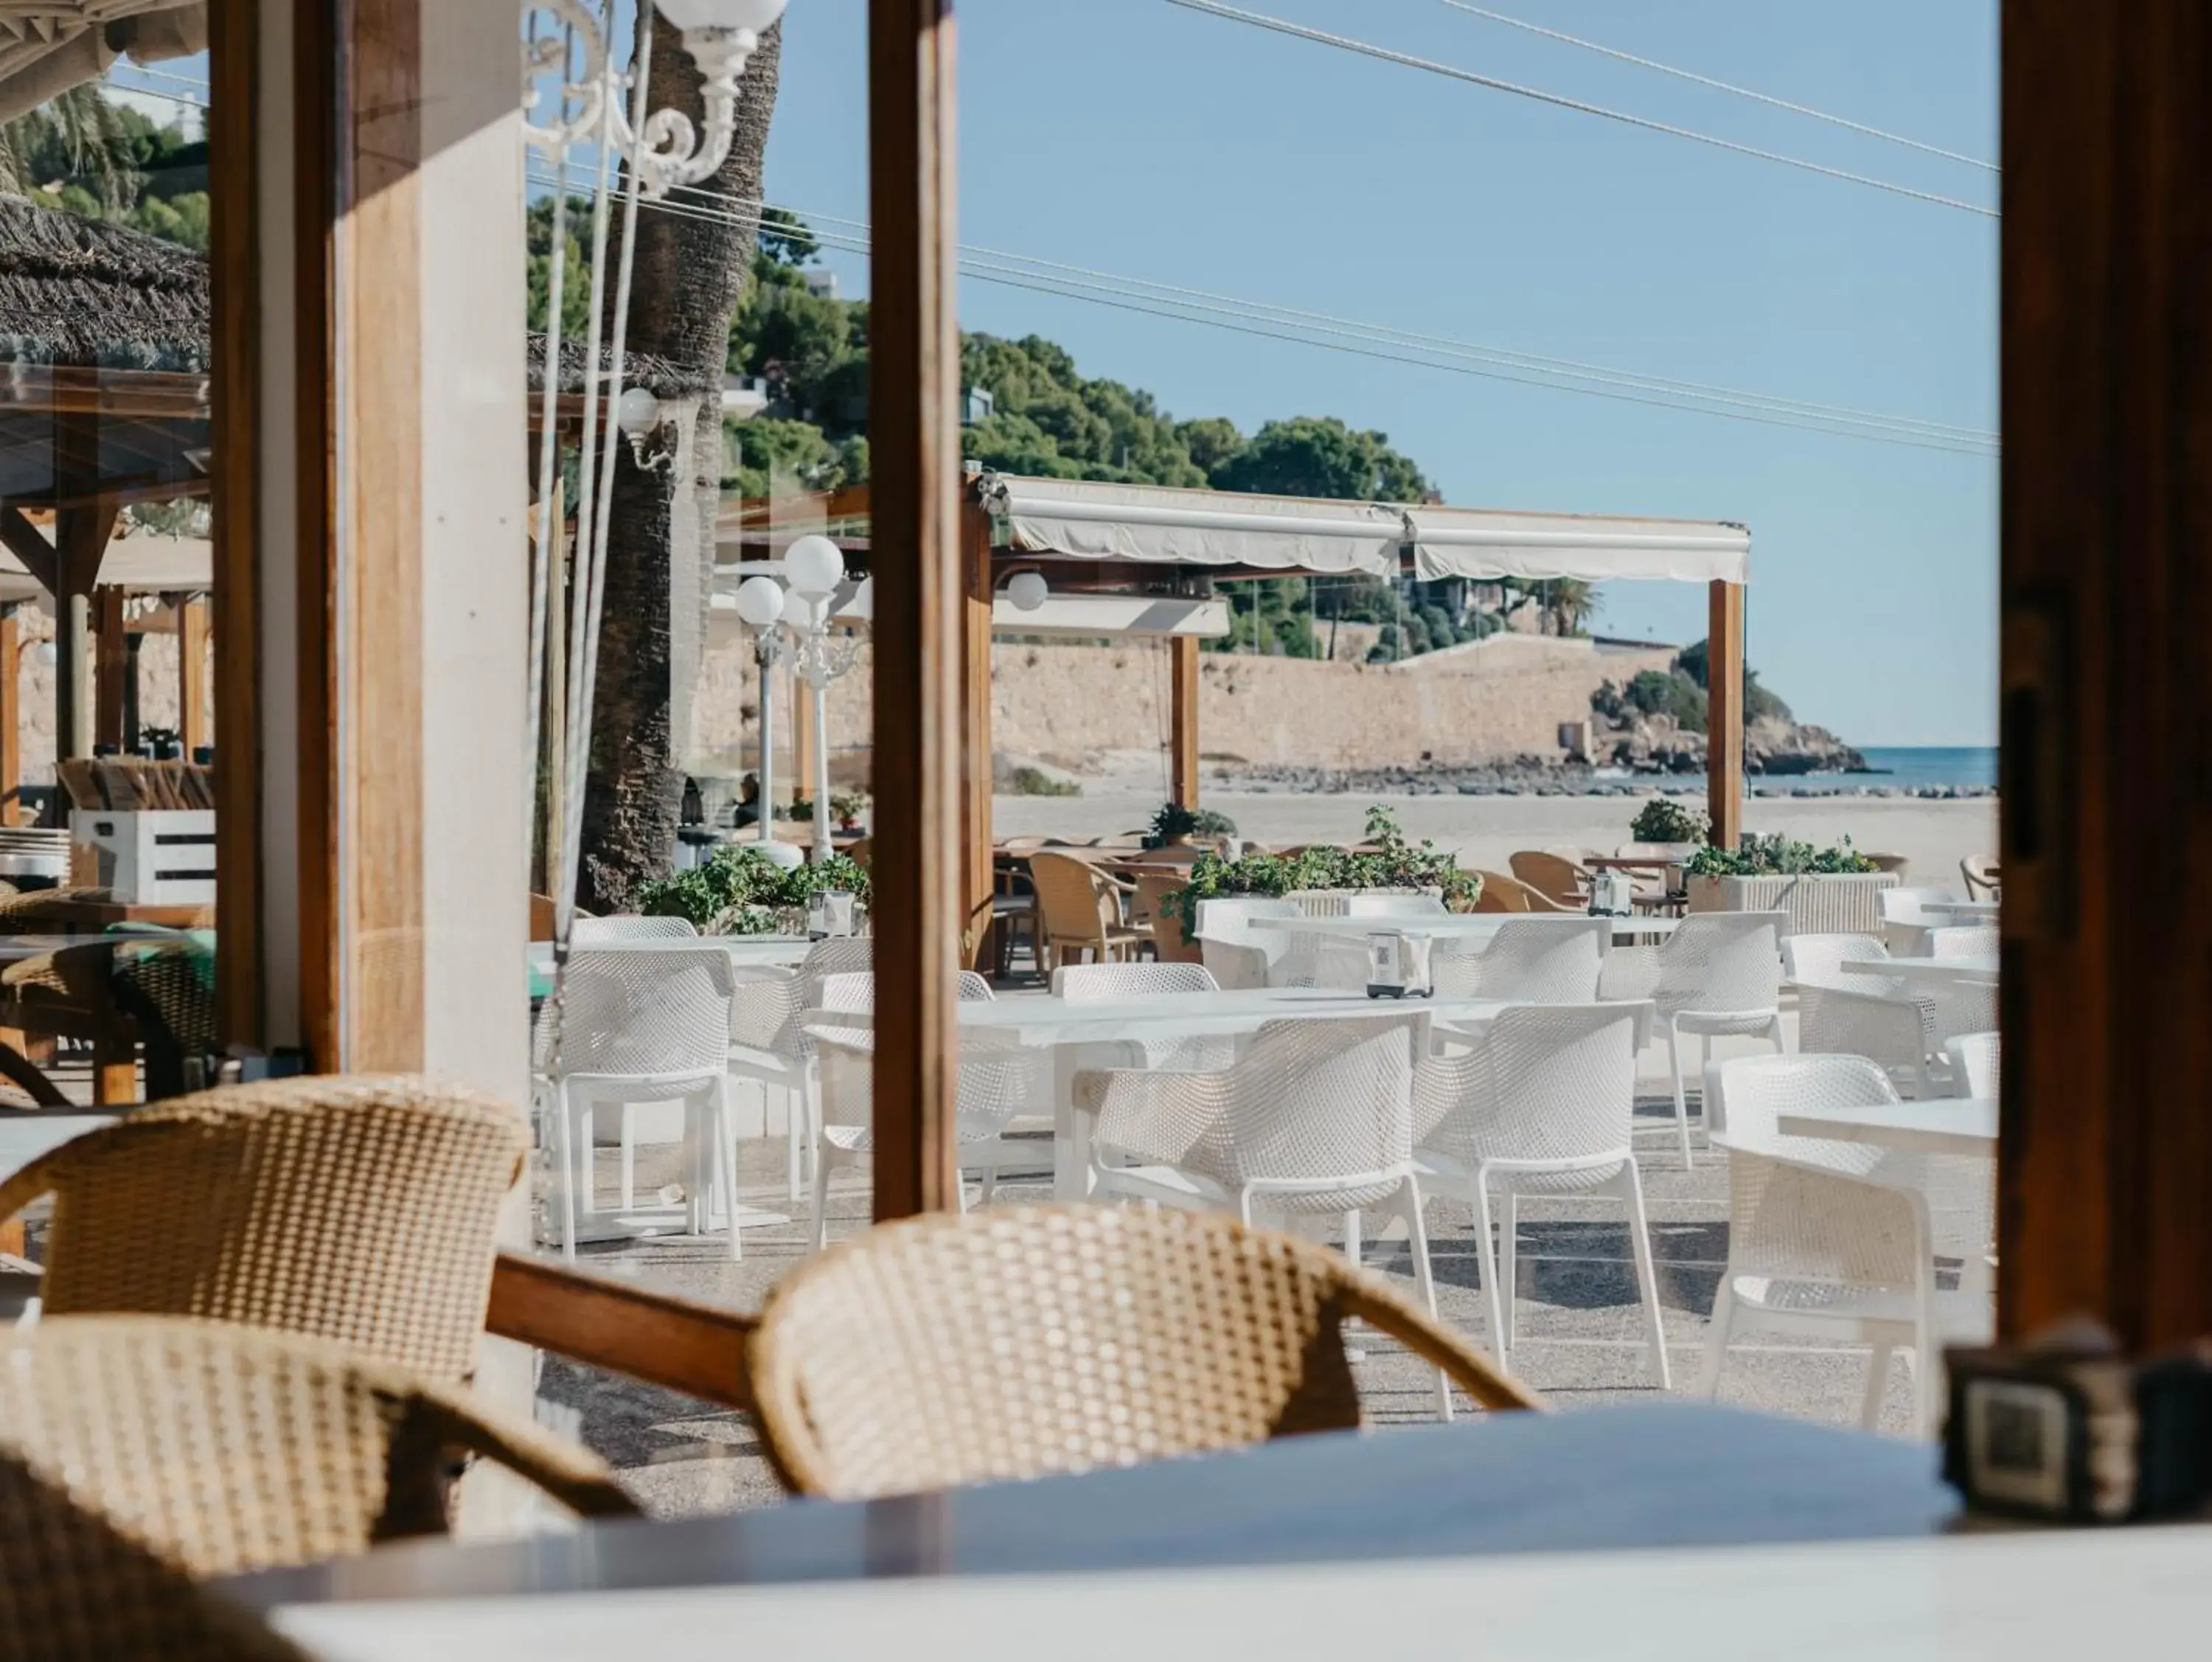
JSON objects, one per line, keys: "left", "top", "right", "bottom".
{"left": 1686, "top": 871, "right": 1897, "bottom": 936}
{"left": 71, "top": 810, "right": 216, "bottom": 905}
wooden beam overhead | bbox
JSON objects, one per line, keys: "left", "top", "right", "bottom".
{"left": 868, "top": 0, "right": 963, "bottom": 1219}
{"left": 0, "top": 507, "right": 58, "bottom": 597}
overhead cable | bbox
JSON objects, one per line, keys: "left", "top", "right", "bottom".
{"left": 1436, "top": 0, "right": 1997, "bottom": 173}
{"left": 1160, "top": 0, "right": 1998, "bottom": 218}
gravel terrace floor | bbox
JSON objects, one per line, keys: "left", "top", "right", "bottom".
{"left": 536, "top": 1053, "right": 1929, "bottom": 1519}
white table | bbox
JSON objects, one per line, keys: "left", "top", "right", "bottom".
{"left": 1843, "top": 955, "right": 2000, "bottom": 987}
{"left": 1244, "top": 914, "right": 1676, "bottom": 948}
{"left": 527, "top": 935, "right": 815, "bottom": 984}
{"left": 1927, "top": 900, "right": 2000, "bottom": 921}
{"left": 814, "top": 987, "right": 1509, "bottom": 1200}
{"left": 1778, "top": 1096, "right": 1997, "bottom": 1155}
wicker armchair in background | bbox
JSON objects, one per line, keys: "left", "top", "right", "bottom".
{"left": 0, "top": 1316, "right": 636, "bottom": 1580}
{"left": 0, "top": 1075, "right": 526, "bottom": 1380}
{"left": 1028, "top": 852, "right": 1148, "bottom": 971}
{"left": 0, "top": 1447, "right": 311, "bottom": 1662}
{"left": 1507, "top": 850, "right": 1590, "bottom": 909}
{"left": 748, "top": 1205, "right": 1540, "bottom": 1500}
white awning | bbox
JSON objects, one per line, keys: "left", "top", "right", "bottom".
{"left": 992, "top": 594, "right": 1230, "bottom": 639}
{"left": 979, "top": 472, "right": 1750, "bottom": 586}
{"left": 983, "top": 474, "right": 1402, "bottom": 577}
{"left": 0, "top": 532, "right": 210, "bottom": 602}
{"left": 1404, "top": 505, "right": 1750, "bottom": 585}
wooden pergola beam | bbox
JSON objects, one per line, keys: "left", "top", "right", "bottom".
{"left": 868, "top": 0, "right": 964, "bottom": 1218}
{"left": 92, "top": 587, "right": 127, "bottom": 753}
{"left": 1706, "top": 579, "right": 1745, "bottom": 849}
{"left": 0, "top": 507, "right": 57, "bottom": 597}
{"left": 175, "top": 594, "right": 210, "bottom": 757}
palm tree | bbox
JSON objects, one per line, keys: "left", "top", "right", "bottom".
{"left": 1544, "top": 578, "right": 1599, "bottom": 638}
{"left": 0, "top": 85, "right": 139, "bottom": 213}
{"left": 577, "top": 20, "right": 783, "bottom": 914}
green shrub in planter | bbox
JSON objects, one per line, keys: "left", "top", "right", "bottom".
{"left": 1684, "top": 833, "right": 1875, "bottom": 878}
{"left": 1162, "top": 806, "right": 1481, "bottom": 942}
{"left": 1630, "top": 797, "right": 1709, "bottom": 846}
{"left": 636, "top": 846, "right": 872, "bottom": 934}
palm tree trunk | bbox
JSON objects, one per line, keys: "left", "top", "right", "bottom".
{"left": 577, "top": 20, "right": 782, "bottom": 914}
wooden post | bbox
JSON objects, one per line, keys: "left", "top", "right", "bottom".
{"left": 790, "top": 659, "right": 818, "bottom": 807}
{"left": 1706, "top": 580, "right": 1744, "bottom": 849}
{"left": 0, "top": 607, "right": 16, "bottom": 827}
{"left": 54, "top": 503, "right": 116, "bottom": 766}
{"left": 869, "top": 0, "right": 962, "bottom": 1219}
{"left": 177, "top": 596, "right": 210, "bottom": 757}
{"left": 961, "top": 496, "right": 995, "bottom": 972}
{"left": 1997, "top": 1, "right": 2212, "bottom": 1347}
{"left": 93, "top": 588, "right": 128, "bottom": 753}
{"left": 1171, "top": 633, "right": 1200, "bottom": 809}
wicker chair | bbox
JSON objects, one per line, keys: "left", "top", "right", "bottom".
{"left": 1028, "top": 852, "right": 1147, "bottom": 971}
{"left": 1471, "top": 871, "right": 1574, "bottom": 914}
{"left": 1508, "top": 850, "right": 1590, "bottom": 909}
{"left": 0, "top": 1316, "right": 636, "bottom": 1580}
{"left": 0, "top": 1446, "right": 311, "bottom": 1662}
{"left": 0, "top": 1075, "right": 526, "bottom": 1381}
{"left": 748, "top": 1205, "right": 1541, "bottom": 1500}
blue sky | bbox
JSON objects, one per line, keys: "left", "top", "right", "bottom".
{"left": 768, "top": 0, "right": 1999, "bottom": 746}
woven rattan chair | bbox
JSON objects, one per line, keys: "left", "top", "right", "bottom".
{"left": 0, "top": 1446, "right": 312, "bottom": 1662}
{"left": 1029, "top": 852, "right": 1147, "bottom": 971}
{"left": 748, "top": 1204, "right": 1540, "bottom": 1499}
{"left": 0, "top": 1075, "right": 526, "bottom": 1380}
{"left": 1508, "top": 850, "right": 1590, "bottom": 908}
{"left": 0, "top": 1316, "right": 636, "bottom": 1580}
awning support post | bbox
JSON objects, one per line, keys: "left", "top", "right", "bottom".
{"left": 1171, "top": 633, "right": 1200, "bottom": 809}
{"left": 1707, "top": 579, "right": 1745, "bottom": 850}
{"left": 961, "top": 493, "right": 995, "bottom": 972}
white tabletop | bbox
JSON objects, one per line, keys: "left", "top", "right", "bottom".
{"left": 818, "top": 986, "right": 1512, "bottom": 1044}
{"left": 528, "top": 936, "right": 815, "bottom": 976}
{"left": 1244, "top": 914, "right": 1677, "bottom": 941}
{"left": 1927, "top": 900, "right": 2000, "bottom": 919}
{"left": 1777, "top": 1096, "right": 1997, "bottom": 1155}
{"left": 1843, "top": 955, "right": 2000, "bottom": 986}
{"left": 267, "top": 1525, "right": 2205, "bottom": 1662}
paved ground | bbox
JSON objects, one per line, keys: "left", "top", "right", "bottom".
{"left": 536, "top": 1074, "right": 1929, "bottom": 1519}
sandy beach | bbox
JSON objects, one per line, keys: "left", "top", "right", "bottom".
{"left": 996, "top": 779, "right": 1995, "bottom": 891}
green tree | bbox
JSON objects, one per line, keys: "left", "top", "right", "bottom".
{"left": 757, "top": 204, "right": 819, "bottom": 266}
{"left": 1210, "top": 415, "right": 1429, "bottom": 501}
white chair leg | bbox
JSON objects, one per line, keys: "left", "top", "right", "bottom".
{"left": 1861, "top": 1341, "right": 1894, "bottom": 1430}
{"left": 785, "top": 1082, "right": 803, "bottom": 1203}
{"left": 619, "top": 1102, "right": 636, "bottom": 1212}
{"left": 810, "top": 1141, "right": 835, "bottom": 1252}
{"left": 1768, "top": 1014, "right": 1787, "bottom": 1055}
{"left": 1471, "top": 1177, "right": 1506, "bottom": 1373}
{"left": 1498, "top": 1192, "right": 1519, "bottom": 1357}
{"left": 1696, "top": 1273, "right": 1737, "bottom": 1399}
{"left": 1342, "top": 1209, "right": 1362, "bottom": 1270}
{"left": 1616, "top": 1160, "right": 1672, "bottom": 1389}
{"left": 1394, "top": 1182, "right": 1452, "bottom": 1422}
{"left": 555, "top": 1085, "right": 580, "bottom": 1264}
{"left": 1665, "top": 1023, "right": 1694, "bottom": 1169}
{"left": 714, "top": 1079, "right": 742, "bottom": 1263}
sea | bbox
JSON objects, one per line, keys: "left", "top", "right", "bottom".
{"left": 1593, "top": 745, "right": 1998, "bottom": 796}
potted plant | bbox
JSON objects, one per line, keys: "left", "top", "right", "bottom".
{"left": 1149, "top": 801, "right": 1200, "bottom": 848}
{"left": 1161, "top": 806, "right": 1481, "bottom": 945}
{"left": 1627, "top": 796, "right": 1708, "bottom": 858}
{"left": 830, "top": 790, "right": 868, "bottom": 834}
{"left": 1683, "top": 834, "right": 1893, "bottom": 935}
{"left": 637, "top": 846, "right": 872, "bottom": 936}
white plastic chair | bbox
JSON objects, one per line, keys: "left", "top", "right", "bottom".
{"left": 1071, "top": 1011, "right": 1453, "bottom": 1416}
{"left": 727, "top": 937, "right": 873, "bottom": 1202}
{"left": 565, "top": 917, "right": 703, "bottom": 1203}
{"left": 1051, "top": 961, "right": 1235, "bottom": 1072}
{"left": 1433, "top": 917, "right": 1604, "bottom": 1003}
{"left": 1927, "top": 925, "right": 1999, "bottom": 959}
{"left": 1783, "top": 933, "right": 1940, "bottom": 1100}
{"left": 532, "top": 946, "right": 740, "bottom": 1264}
{"left": 1701, "top": 1054, "right": 1995, "bottom": 1436}
{"left": 1877, "top": 888, "right": 1957, "bottom": 958}
{"left": 1599, "top": 911, "right": 1786, "bottom": 1166}
{"left": 1946, "top": 1032, "right": 2000, "bottom": 1099}
{"left": 804, "top": 970, "right": 1049, "bottom": 1249}
{"left": 1413, "top": 1001, "right": 1667, "bottom": 1385}
{"left": 1193, "top": 897, "right": 1301, "bottom": 990}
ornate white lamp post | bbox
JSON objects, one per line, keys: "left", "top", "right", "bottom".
{"left": 731, "top": 573, "right": 791, "bottom": 855}
{"left": 781, "top": 534, "right": 867, "bottom": 864}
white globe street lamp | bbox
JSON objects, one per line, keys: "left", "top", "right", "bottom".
{"left": 1004, "top": 569, "right": 1049, "bottom": 613}
{"left": 782, "top": 535, "right": 864, "bottom": 863}
{"left": 732, "top": 574, "right": 790, "bottom": 846}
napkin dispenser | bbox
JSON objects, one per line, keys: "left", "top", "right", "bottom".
{"left": 1587, "top": 869, "right": 1635, "bottom": 918}
{"left": 1366, "top": 930, "right": 1433, "bottom": 999}
{"left": 808, "top": 889, "right": 859, "bottom": 939}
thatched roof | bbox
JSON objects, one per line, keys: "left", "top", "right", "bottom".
{"left": 0, "top": 196, "right": 208, "bottom": 372}
{"left": 0, "top": 196, "right": 702, "bottom": 396}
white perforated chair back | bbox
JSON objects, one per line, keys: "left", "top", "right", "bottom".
{"left": 1947, "top": 1032, "right": 2000, "bottom": 1099}
{"left": 1415, "top": 1003, "right": 1646, "bottom": 1175}
{"left": 571, "top": 915, "right": 699, "bottom": 944}
{"left": 1781, "top": 933, "right": 1894, "bottom": 993}
{"left": 1194, "top": 897, "right": 1298, "bottom": 990}
{"left": 1210, "top": 1014, "right": 1423, "bottom": 1207}
{"left": 1434, "top": 919, "right": 1603, "bottom": 1002}
{"left": 1051, "top": 962, "right": 1220, "bottom": 1001}
{"left": 1655, "top": 912, "right": 1784, "bottom": 1016}
{"left": 1879, "top": 888, "right": 1958, "bottom": 927}
{"left": 535, "top": 947, "right": 734, "bottom": 1079}
{"left": 1927, "top": 926, "right": 1998, "bottom": 959}
{"left": 810, "top": 971, "right": 1036, "bottom": 1144}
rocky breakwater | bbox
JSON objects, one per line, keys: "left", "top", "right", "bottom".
{"left": 1599, "top": 712, "right": 1866, "bottom": 777}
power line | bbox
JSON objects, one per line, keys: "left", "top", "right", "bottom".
{"left": 101, "top": 75, "right": 207, "bottom": 112}
{"left": 1435, "top": 1, "right": 1997, "bottom": 173}
{"left": 1160, "top": 0, "right": 1998, "bottom": 218}
{"left": 540, "top": 167, "right": 1993, "bottom": 456}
